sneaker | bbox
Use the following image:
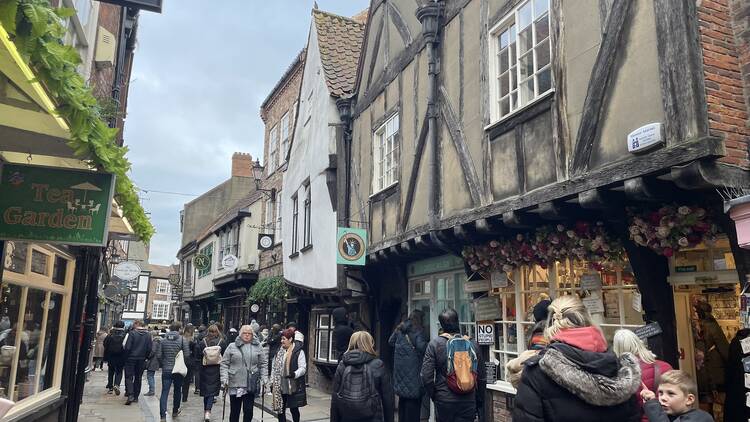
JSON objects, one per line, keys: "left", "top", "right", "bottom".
{"left": 172, "top": 408, "right": 181, "bottom": 417}
{"left": 204, "top": 411, "right": 210, "bottom": 421}
{"left": 124, "top": 397, "right": 133, "bottom": 405}
{"left": 107, "top": 389, "right": 113, "bottom": 395}
{"left": 113, "top": 386, "right": 120, "bottom": 396}
{"left": 144, "top": 391, "right": 155, "bottom": 396}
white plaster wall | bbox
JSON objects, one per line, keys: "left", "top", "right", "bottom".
{"left": 194, "top": 234, "right": 217, "bottom": 297}
{"left": 282, "top": 25, "right": 340, "bottom": 291}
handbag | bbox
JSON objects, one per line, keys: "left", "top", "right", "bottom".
{"left": 172, "top": 338, "right": 188, "bottom": 376}
{"left": 239, "top": 343, "right": 260, "bottom": 395}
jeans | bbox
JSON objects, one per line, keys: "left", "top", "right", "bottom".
{"left": 146, "top": 370, "right": 155, "bottom": 393}
{"left": 279, "top": 394, "right": 300, "bottom": 422}
{"left": 229, "top": 393, "right": 255, "bottom": 422}
{"left": 203, "top": 395, "right": 215, "bottom": 411}
{"left": 435, "top": 400, "right": 476, "bottom": 422}
{"left": 159, "top": 372, "right": 184, "bottom": 417}
{"left": 124, "top": 358, "right": 146, "bottom": 399}
{"left": 398, "top": 396, "right": 422, "bottom": 422}
{"left": 106, "top": 362, "right": 123, "bottom": 389}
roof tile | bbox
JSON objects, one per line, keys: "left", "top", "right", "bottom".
{"left": 312, "top": 9, "right": 366, "bottom": 97}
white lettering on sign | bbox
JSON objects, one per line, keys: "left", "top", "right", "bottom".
{"left": 582, "top": 295, "right": 605, "bottom": 314}
{"left": 491, "top": 272, "right": 508, "bottom": 288}
{"left": 627, "top": 122, "right": 663, "bottom": 153}
{"left": 476, "top": 322, "right": 495, "bottom": 345}
{"left": 580, "top": 273, "right": 602, "bottom": 291}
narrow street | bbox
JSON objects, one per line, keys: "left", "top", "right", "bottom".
{"left": 79, "top": 369, "right": 331, "bottom": 422}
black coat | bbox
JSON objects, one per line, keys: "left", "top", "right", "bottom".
{"left": 420, "top": 334, "right": 485, "bottom": 405}
{"left": 284, "top": 343, "right": 308, "bottom": 409}
{"left": 332, "top": 307, "right": 354, "bottom": 361}
{"left": 388, "top": 321, "right": 427, "bottom": 399}
{"left": 512, "top": 342, "right": 641, "bottom": 422}
{"left": 724, "top": 328, "right": 750, "bottom": 422}
{"left": 331, "top": 350, "right": 394, "bottom": 422}
{"left": 199, "top": 336, "right": 222, "bottom": 397}
{"left": 124, "top": 328, "right": 152, "bottom": 361}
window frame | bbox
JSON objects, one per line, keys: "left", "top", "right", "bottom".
{"left": 488, "top": 0, "right": 553, "bottom": 124}
{"left": 268, "top": 124, "right": 279, "bottom": 174}
{"left": 372, "top": 114, "right": 400, "bottom": 194}
{"left": 275, "top": 190, "right": 282, "bottom": 245}
{"left": 152, "top": 300, "right": 171, "bottom": 320}
{"left": 280, "top": 112, "right": 290, "bottom": 163}
{"left": 303, "top": 184, "right": 312, "bottom": 249}
{"left": 291, "top": 194, "right": 299, "bottom": 254}
{"left": 312, "top": 310, "right": 335, "bottom": 363}
{"left": 156, "top": 280, "right": 171, "bottom": 295}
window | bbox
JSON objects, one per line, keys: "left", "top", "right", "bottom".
{"left": 218, "top": 224, "right": 239, "bottom": 265}
{"left": 490, "top": 0, "right": 552, "bottom": 122}
{"left": 280, "top": 112, "right": 290, "bottom": 162}
{"left": 0, "top": 242, "right": 73, "bottom": 407}
{"left": 373, "top": 114, "right": 400, "bottom": 193}
{"left": 265, "top": 199, "right": 274, "bottom": 233}
{"left": 124, "top": 293, "right": 138, "bottom": 311}
{"left": 152, "top": 301, "right": 170, "bottom": 320}
{"left": 291, "top": 194, "right": 299, "bottom": 254}
{"left": 268, "top": 125, "right": 279, "bottom": 174}
{"left": 198, "top": 243, "right": 213, "bottom": 278}
{"left": 156, "top": 280, "right": 170, "bottom": 295}
{"left": 313, "top": 311, "right": 335, "bottom": 363}
{"left": 303, "top": 184, "right": 312, "bottom": 248}
{"left": 275, "top": 191, "right": 282, "bottom": 244}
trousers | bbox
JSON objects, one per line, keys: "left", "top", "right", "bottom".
{"left": 435, "top": 400, "right": 476, "bottom": 422}
{"left": 159, "top": 372, "right": 184, "bottom": 417}
{"left": 124, "top": 359, "right": 146, "bottom": 399}
{"left": 229, "top": 393, "right": 255, "bottom": 422}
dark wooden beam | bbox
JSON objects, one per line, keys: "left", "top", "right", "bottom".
{"left": 401, "top": 114, "right": 430, "bottom": 231}
{"left": 475, "top": 218, "right": 503, "bottom": 235}
{"left": 550, "top": 0, "right": 569, "bottom": 181}
{"left": 671, "top": 159, "right": 750, "bottom": 190}
{"left": 502, "top": 210, "right": 535, "bottom": 229}
{"left": 453, "top": 224, "right": 475, "bottom": 241}
{"left": 579, "top": 188, "right": 619, "bottom": 210}
{"left": 366, "top": 15, "right": 386, "bottom": 90}
{"left": 387, "top": 2, "right": 413, "bottom": 46}
{"left": 570, "top": 0, "right": 634, "bottom": 174}
{"left": 624, "top": 177, "right": 674, "bottom": 201}
{"left": 538, "top": 201, "right": 575, "bottom": 220}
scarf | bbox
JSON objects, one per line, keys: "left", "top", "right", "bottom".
{"left": 284, "top": 343, "right": 295, "bottom": 377}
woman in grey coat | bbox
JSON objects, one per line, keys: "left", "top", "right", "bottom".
{"left": 220, "top": 325, "right": 269, "bottom": 422}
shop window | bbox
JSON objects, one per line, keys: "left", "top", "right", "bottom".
{"left": 0, "top": 242, "right": 73, "bottom": 409}
{"left": 313, "top": 311, "right": 335, "bottom": 363}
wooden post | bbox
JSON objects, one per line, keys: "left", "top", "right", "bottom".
{"left": 480, "top": 344, "right": 492, "bottom": 422}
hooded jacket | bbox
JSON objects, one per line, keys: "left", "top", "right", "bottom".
{"left": 332, "top": 307, "right": 354, "bottom": 361}
{"left": 103, "top": 327, "right": 127, "bottom": 364}
{"left": 388, "top": 320, "right": 426, "bottom": 399}
{"left": 512, "top": 326, "right": 641, "bottom": 422}
{"left": 157, "top": 331, "right": 190, "bottom": 373}
{"left": 124, "top": 327, "right": 153, "bottom": 360}
{"left": 331, "top": 350, "right": 394, "bottom": 422}
{"left": 420, "top": 333, "right": 486, "bottom": 404}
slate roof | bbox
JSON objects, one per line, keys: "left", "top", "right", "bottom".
{"left": 312, "top": 9, "right": 366, "bottom": 97}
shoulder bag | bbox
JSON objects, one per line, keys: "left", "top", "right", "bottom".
{"left": 172, "top": 338, "right": 188, "bottom": 376}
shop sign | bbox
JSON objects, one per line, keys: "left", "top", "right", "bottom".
{"left": 464, "top": 279, "right": 490, "bottom": 293}
{"left": 741, "top": 337, "right": 750, "bottom": 354}
{"left": 632, "top": 291, "right": 642, "bottom": 313}
{"left": 627, "top": 122, "right": 663, "bottom": 153}
{"left": 258, "top": 234, "right": 275, "bottom": 250}
{"left": 221, "top": 254, "right": 238, "bottom": 271}
{"left": 113, "top": 261, "right": 141, "bottom": 281}
{"left": 634, "top": 321, "right": 663, "bottom": 340}
{"left": 675, "top": 265, "right": 697, "bottom": 273}
{"left": 491, "top": 272, "right": 509, "bottom": 288}
{"left": 0, "top": 163, "right": 115, "bottom": 246}
{"left": 168, "top": 273, "right": 180, "bottom": 286}
{"left": 485, "top": 362, "right": 497, "bottom": 384}
{"left": 193, "top": 253, "right": 210, "bottom": 271}
{"left": 580, "top": 273, "right": 602, "bottom": 291}
{"left": 476, "top": 321, "right": 495, "bottom": 345}
{"left": 407, "top": 254, "right": 464, "bottom": 277}
{"left": 250, "top": 303, "right": 260, "bottom": 313}
{"left": 582, "top": 295, "right": 605, "bottom": 314}
{"left": 474, "top": 297, "right": 502, "bottom": 321}
{"left": 337, "top": 227, "right": 367, "bottom": 266}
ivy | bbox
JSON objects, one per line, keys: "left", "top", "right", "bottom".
{"left": 246, "top": 276, "right": 288, "bottom": 308}
{"left": 0, "top": 0, "right": 154, "bottom": 241}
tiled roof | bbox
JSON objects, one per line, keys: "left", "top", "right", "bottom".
{"left": 147, "top": 264, "right": 174, "bottom": 279}
{"left": 313, "top": 9, "right": 366, "bottom": 97}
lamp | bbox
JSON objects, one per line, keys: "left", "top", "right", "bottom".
{"left": 252, "top": 159, "right": 276, "bottom": 200}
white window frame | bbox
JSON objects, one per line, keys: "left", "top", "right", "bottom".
{"left": 489, "top": 0, "right": 553, "bottom": 124}
{"left": 124, "top": 293, "right": 138, "bottom": 311}
{"left": 313, "top": 311, "right": 335, "bottom": 363}
{"left": 372, "top": 114, "right": 400, "bottom": 193}
{"left": 291, "top": 194, "right": 299, "bottom": 254}
{"left": 275, "top": 190, "right": 282, "bottom": 244}
{"left": 268, "top": 124, "right": 279, "bottom": 174}
{"left": 303, "top": 184, "right": 312, "bottom": 249}
{"left": 152, "top": 300, "right": 171, "bottom": 320}
{"left": 280, "top": 112, "right": 290, "bottom": 163}
{"left": 156, "top": 280, "right": 170, "bottom": 295}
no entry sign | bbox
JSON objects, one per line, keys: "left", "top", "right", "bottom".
{"left": 476, "top": 321, "right": 495, "bottom": 345}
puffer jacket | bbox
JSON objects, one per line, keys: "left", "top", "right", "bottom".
{"left": 512, "top": 326, "right": 641, "bottom": 422}
{"left": 420, "top": 333, "right": 486, "bottom": 404}
{"left": 331, "top": 350, "right": 394, "bottom": 422}
{"left": 388, "top": 321, "right": 426, "bottom": 399}
{"left": 220, "top": 336, "right": 269, "bottom": 389}
{"left": 157, "top": 331, "right": 190, "bottom": 373}
{"left": 635, "top": 359, "right": 672, "bottom": 422}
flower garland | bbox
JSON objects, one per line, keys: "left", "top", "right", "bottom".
{"left": 462, "top": 221, "right": 626, "bottom": 275}
{"left": 627, "top": 205, "right": 720, "bottom": 257}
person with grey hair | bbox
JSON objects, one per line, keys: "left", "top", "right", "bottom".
{"left": 221, "top": 325, "right": 269, "bottom": 422}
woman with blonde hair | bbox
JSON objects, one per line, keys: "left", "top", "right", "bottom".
{"left": 331, "top": 331, "right": 394, "bottom": 422}
{"left": 512, "top": 295, "right": 641, "bottom": 421}
{"left": 613, "top": 329, "right": 672, "bottom": 422}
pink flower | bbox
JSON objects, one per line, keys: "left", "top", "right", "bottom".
{"left": 663, "top": 247, "right": 674, "bottom": 257}
{"left": 678, "top": 206, "right": 691, "bottom": 215}
{"left": 678, "top": 237, "right": 689, "bottom": 247}
{"left": 489, "top": 240, "right": 500, "bottom": 248}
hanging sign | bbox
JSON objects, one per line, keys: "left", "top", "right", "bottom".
{"left": 250, "top": 304, "right": 260, "bottom": 313}
{"left": 491, "top": 272, "right": 509, "bottom": 288}
{"left": 464, "top": 279, "right": 491, "bottom": 293}
{"left": 632, "top": 291, "right": 642, "bottom": 313}
{"left": 113, "top": 261, "right": 141, "bottom": 281}
{"left": 580, "top": 273, "right": 602, "bottom": 291}
{"left": 97, "top": 0, "right": 163, "bottom": 13}
{"left": 582, "top": 295, "right": 605, "bottom": 314}
{"left": 258, "top": 234, "right": 274, "bottom": 250}
{"left": 634, "top": 322, "right": 663, "bottom": 340}
{"left": 476, "top": 321, "right": 495, "bottom": 345}
{"left": 221, "top": 254, "right": 239, "bottom": 271}
{"left": 337, "top": 227, "right": 367, "bottom": 266}
{"left": 193, "top": 254, "right": 210, "bottom": 271}
{"left": 627, "top": 122, "right": 663, "bottom": 153}
{"left": 474, "top": 297, "right": 502, "bottom": 321}
{"left": 741, "top": 337, "right": 750, "bottom": 355}
{"left": 0, "top": 163, "right": 115, "bottom": 246}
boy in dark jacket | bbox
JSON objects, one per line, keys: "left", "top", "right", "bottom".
{"left": 103, "top": 320, "right": 127, "bottom": 395}
{"left": 641, "top": 370, "right": 714, "bottom": 421}
{"left": 332, "top": 307, "right": 354, "bottom": 361}
{"left": 123, "top": 320, "right": 153, "bottom": 405}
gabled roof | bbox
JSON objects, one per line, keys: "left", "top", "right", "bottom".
{"left": 312, "top": 9, "right": 366, "bottom": 97}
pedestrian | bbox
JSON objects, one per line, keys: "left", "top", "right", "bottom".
{"left": 269, "top": 328, "right": 307, "bottom": 422}
{"left": 220, "top": 324, "right": 269, "bottom": 422}
{"left": 286, "top": 322, "right": 305, "bottom": 344}
{"left": 227, "top": 327, "right": 239, "bottom": 345}
{"left": 193, "top": 324, "right": 207, "bottom": 395}
{"left": 123, "top": 319, "right": 152, "bottom": 405}
{"left": 693, "top": 301, "right": 729, "bottom": 410}
{"left": 157, "top": 321, "right": 191, "bottom": 420}
{"left": 511, "top": 295, "right": 640, "bottom": 422}
{"left": 388, "top": 310, "right": 426, "bottom": 422}
{"left": 506, "top": 298, "right": 550, "bottom": 388}
{"left": 181, "top": 324, "right": 196, "bottom": 402}
{"left": 420, "top": 308, "right": 484, "bottom": 422}
{"left": 104, "top": 320, "right": 127, "bottom": 395}
{"left": 613, "top": 329, "right": 673, "bottom": 422}
{"left": 332, "top": 307, "right": 354, "bottom": 362}
{"left": 250, "top": 320, "right": 261, "bottom": 339}
{"left": 198, "top": 324, "right": 223, "bottom": 421}
{"left": 331, "top": 331, "right": 394, "bottom": 422}
{"left": 640, "top": 370, "right": 714, "bottom": 421}
{"left": 267, "top": 324, "right": 282, "bottom": 371}
{"left": 93, "top": 327, "right": 107, "bottom": 370}
{"left": 723, "top": 328, "right": 750, "bottom": 422}
{"left": 145, "top": 330, "right": 162, "bottom": 396}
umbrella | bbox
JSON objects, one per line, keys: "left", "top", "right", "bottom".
{"left": 70, "top": 182, "right": 102, "bottom": 208}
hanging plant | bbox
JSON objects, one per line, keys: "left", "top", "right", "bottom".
{"left": 0, "top": 0, "right": 154, "bottom": 241}
{"left": 246, "top": 276, "right": 288, "bottom": 308}
{"left": 462, "top": 221, "right": 626, "bottom": 275}
{"left": 627, "top": 205, "right": 720, "bottom": 257}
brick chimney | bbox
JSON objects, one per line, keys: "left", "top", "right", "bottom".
{"left": 231, "top": 152, "right": 253, "bottom": 177}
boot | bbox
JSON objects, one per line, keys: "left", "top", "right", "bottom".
{"left": 124, "top": 397, "right": 134, "bottom": 405}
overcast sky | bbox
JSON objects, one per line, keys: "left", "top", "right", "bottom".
{"left": 125, "top": 1, "right": 369, "bottom": 265}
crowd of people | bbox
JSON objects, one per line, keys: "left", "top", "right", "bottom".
{"left": 91, "top": 296, "right": 728, "bottom": 422}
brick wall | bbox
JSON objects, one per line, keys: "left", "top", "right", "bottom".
{"left": 698, "top": 0, "right": 750, "bottom": 168}
{"left": 492, "top": 391, "right": 514, "bottom": 422}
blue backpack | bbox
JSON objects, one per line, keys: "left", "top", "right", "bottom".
{"left": 440, "top": 333, "right": 478, "bottom": 394}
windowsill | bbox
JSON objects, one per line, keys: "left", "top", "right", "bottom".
{"left": 312, "top": 358, "right": 338, "bottom": 366}
{"left": 369, "top": 181, "right": 399, "bottom": 201}
{"left": 484, "top": 90, "right": 555, "bottom": 133}
{"left": 486, "top": 380, "right": 517, "bottom": 395}
{"left": 289, "top": 252, "right": 299, "bottom": 259}
{"left": 300, "top": 244, "right": 313, "bottom": 253}
{"left": 5, "top": 388, "right": 62, "bottom": 421}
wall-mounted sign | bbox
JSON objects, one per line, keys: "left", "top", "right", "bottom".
{"left": 634, "top": 321, "right": 663, "bottom": 340}
{"left": 337, "top": 227, "right": 367, "bottom": 266}
{"left": 476, "top": 321, "right": 495, "bottom": 345}
{"left": 193, "top": 254, "right": 210, "bottom": 271}
{"left": 0, "top": 163, "right": 115, "bottom": 246}
{"left": 485, "top": 362, "right": 497, "bottom": 384}
{"left": 168, "top": 273, "right": 180, "bottom": 286}
{"left": 582, "top": 295, "right": 605, "bottom": 314}
{"left": 113, "top": 261, "right": 141, "bottom": 281}
{"left": 474, "top": 297, "right": 502, "bottom": 321}
{"left": 221, "top": 254, "right": 238, "bottom": 271}
{"left": 627, "top": 122, "right": 663, "bottom": 153}
{"left": 250, "top": 303, "right": 260, "bottom": 313}
{"left": 580, "top": 273, "right": 602, "bottom": 291}
{"left": 97, "top": 0, "right": 163, "bottom": 13}
{"left": 258, "top": 234, "right": 274, "bottom": 250}
{"left": 491, "top": 272, "right": 509, "bottom": 288}
{"left": 464, "top": 279, "right": 491, "bottom": 293}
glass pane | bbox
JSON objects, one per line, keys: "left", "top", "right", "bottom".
{"left": 499, "top": 30, "right": 509, "bottom": 49}
{"left": 500, "top": 72, "right": 509, "bottom": 96}
{"left": 38, "top": 293, "right": 62, "bottom": 393}
{"left": 18, "top": 289, "right": 45, "bottom": 400}
{"left": 499, "top": 48, "right": 509, "bottom": 73}
{"left": 519, "top": 78, "right": 534, "bottom": 106}
{"left": 519, "top": 52, "right": 534, "bottom": 80}
{"left": 518, "top": 2, "right": 532, "bottom": 29}
{"left": 4, "top": 242, "right": 28, "bottom": 275}
{"left": 510, "top": 66, "right": 517, "bottom": 90}
{"left": 537, "top": 67, "right": 552, "bottom": 94}
{"left": 0, "top": 284, "right": 23, "bottom": 400}
{"left": 534, "top": 0, "right": 549, "bottom": 17}
{"left": 500, "top": 98, "right": 510, "bottom": 116}
{"left": 509, "top": 30, "right": 516, "bottom": 62}
{"left": 536, "top": 39, "right": 550, "bottom": 70}
{"left": 318, "top": 330, "right": 330, "bottom": 361}
{"left": 510, "top": 92, "right": 518, "bottom": 111}
{"left": 535, "top": 13, "right": 550, "bottom": 43}
{"left": 518, "top": 25, "right": 533, "bottom": 55}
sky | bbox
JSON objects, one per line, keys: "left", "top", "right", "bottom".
{"left": 124, "top": 1, "right": 369, "bottom": 266}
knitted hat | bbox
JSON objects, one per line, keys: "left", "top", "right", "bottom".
{"left": 533, "top": 299, "right": 552, "bottom": 323}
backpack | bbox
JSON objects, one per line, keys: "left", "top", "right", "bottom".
{"left": 336, "top": 362, "right": 380, "bottom": 419}
{"left": 106, "top": 332, "right": 125, "bottom": 355}
{"left": 202, "top": 339, "right": 222, "bottom": 366}
{"left": 441, "top": 333, "right": 478, "bottom": 395}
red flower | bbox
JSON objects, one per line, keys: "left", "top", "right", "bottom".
{"left": 663, "top": 247, "right": 674, "bottom": 257}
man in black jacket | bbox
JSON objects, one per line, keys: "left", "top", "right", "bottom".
{"left": 420, "top": 308, "right": 485, "bottom": 422}
{"left": 123, "top": 320, "right": 153, "bottom": 405}
{"left": 332, "top": 307, "right": 354, "bottom": 362}
{"left": 103, "top": 320, "right": 127, "bottom": 395}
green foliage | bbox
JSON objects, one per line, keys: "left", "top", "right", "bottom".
{"left": 0, "top": 0, "right": 154, "bottom": 241}
{"left": 246, "top": 276, "right": 288, "bottom": 308}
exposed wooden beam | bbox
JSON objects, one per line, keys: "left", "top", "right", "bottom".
{"left": 475, "top": 218, "right": 503, "bottom": 235}
{"left": 579, "top": 188, "right": 617, "bottom": 210}
{"left": 366, "top": 15, "right": 386, "bottom": 90}
{"left": 538, "top": 201, "right": 575, "bottom": 220}
{"left": 502, "top": 210, "right": 534, "bottom": 229}
{"left": 401, "top": 114, "right": 430, "bottom": 231}
{"left": 550, "top": 0, "right": 569, "bottom": 181}
{"left": 624, "top": 177, "right": 673, "bottom": 201}
{"left": 671, "top": 159, "right": 750, "bottom": 190}
{"left": 387, "top": 2, "right": 413, "bottom": 46}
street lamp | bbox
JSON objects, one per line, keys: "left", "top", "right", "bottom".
{"left": 252, "top": 159, "right": 276, "bottom": 200}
